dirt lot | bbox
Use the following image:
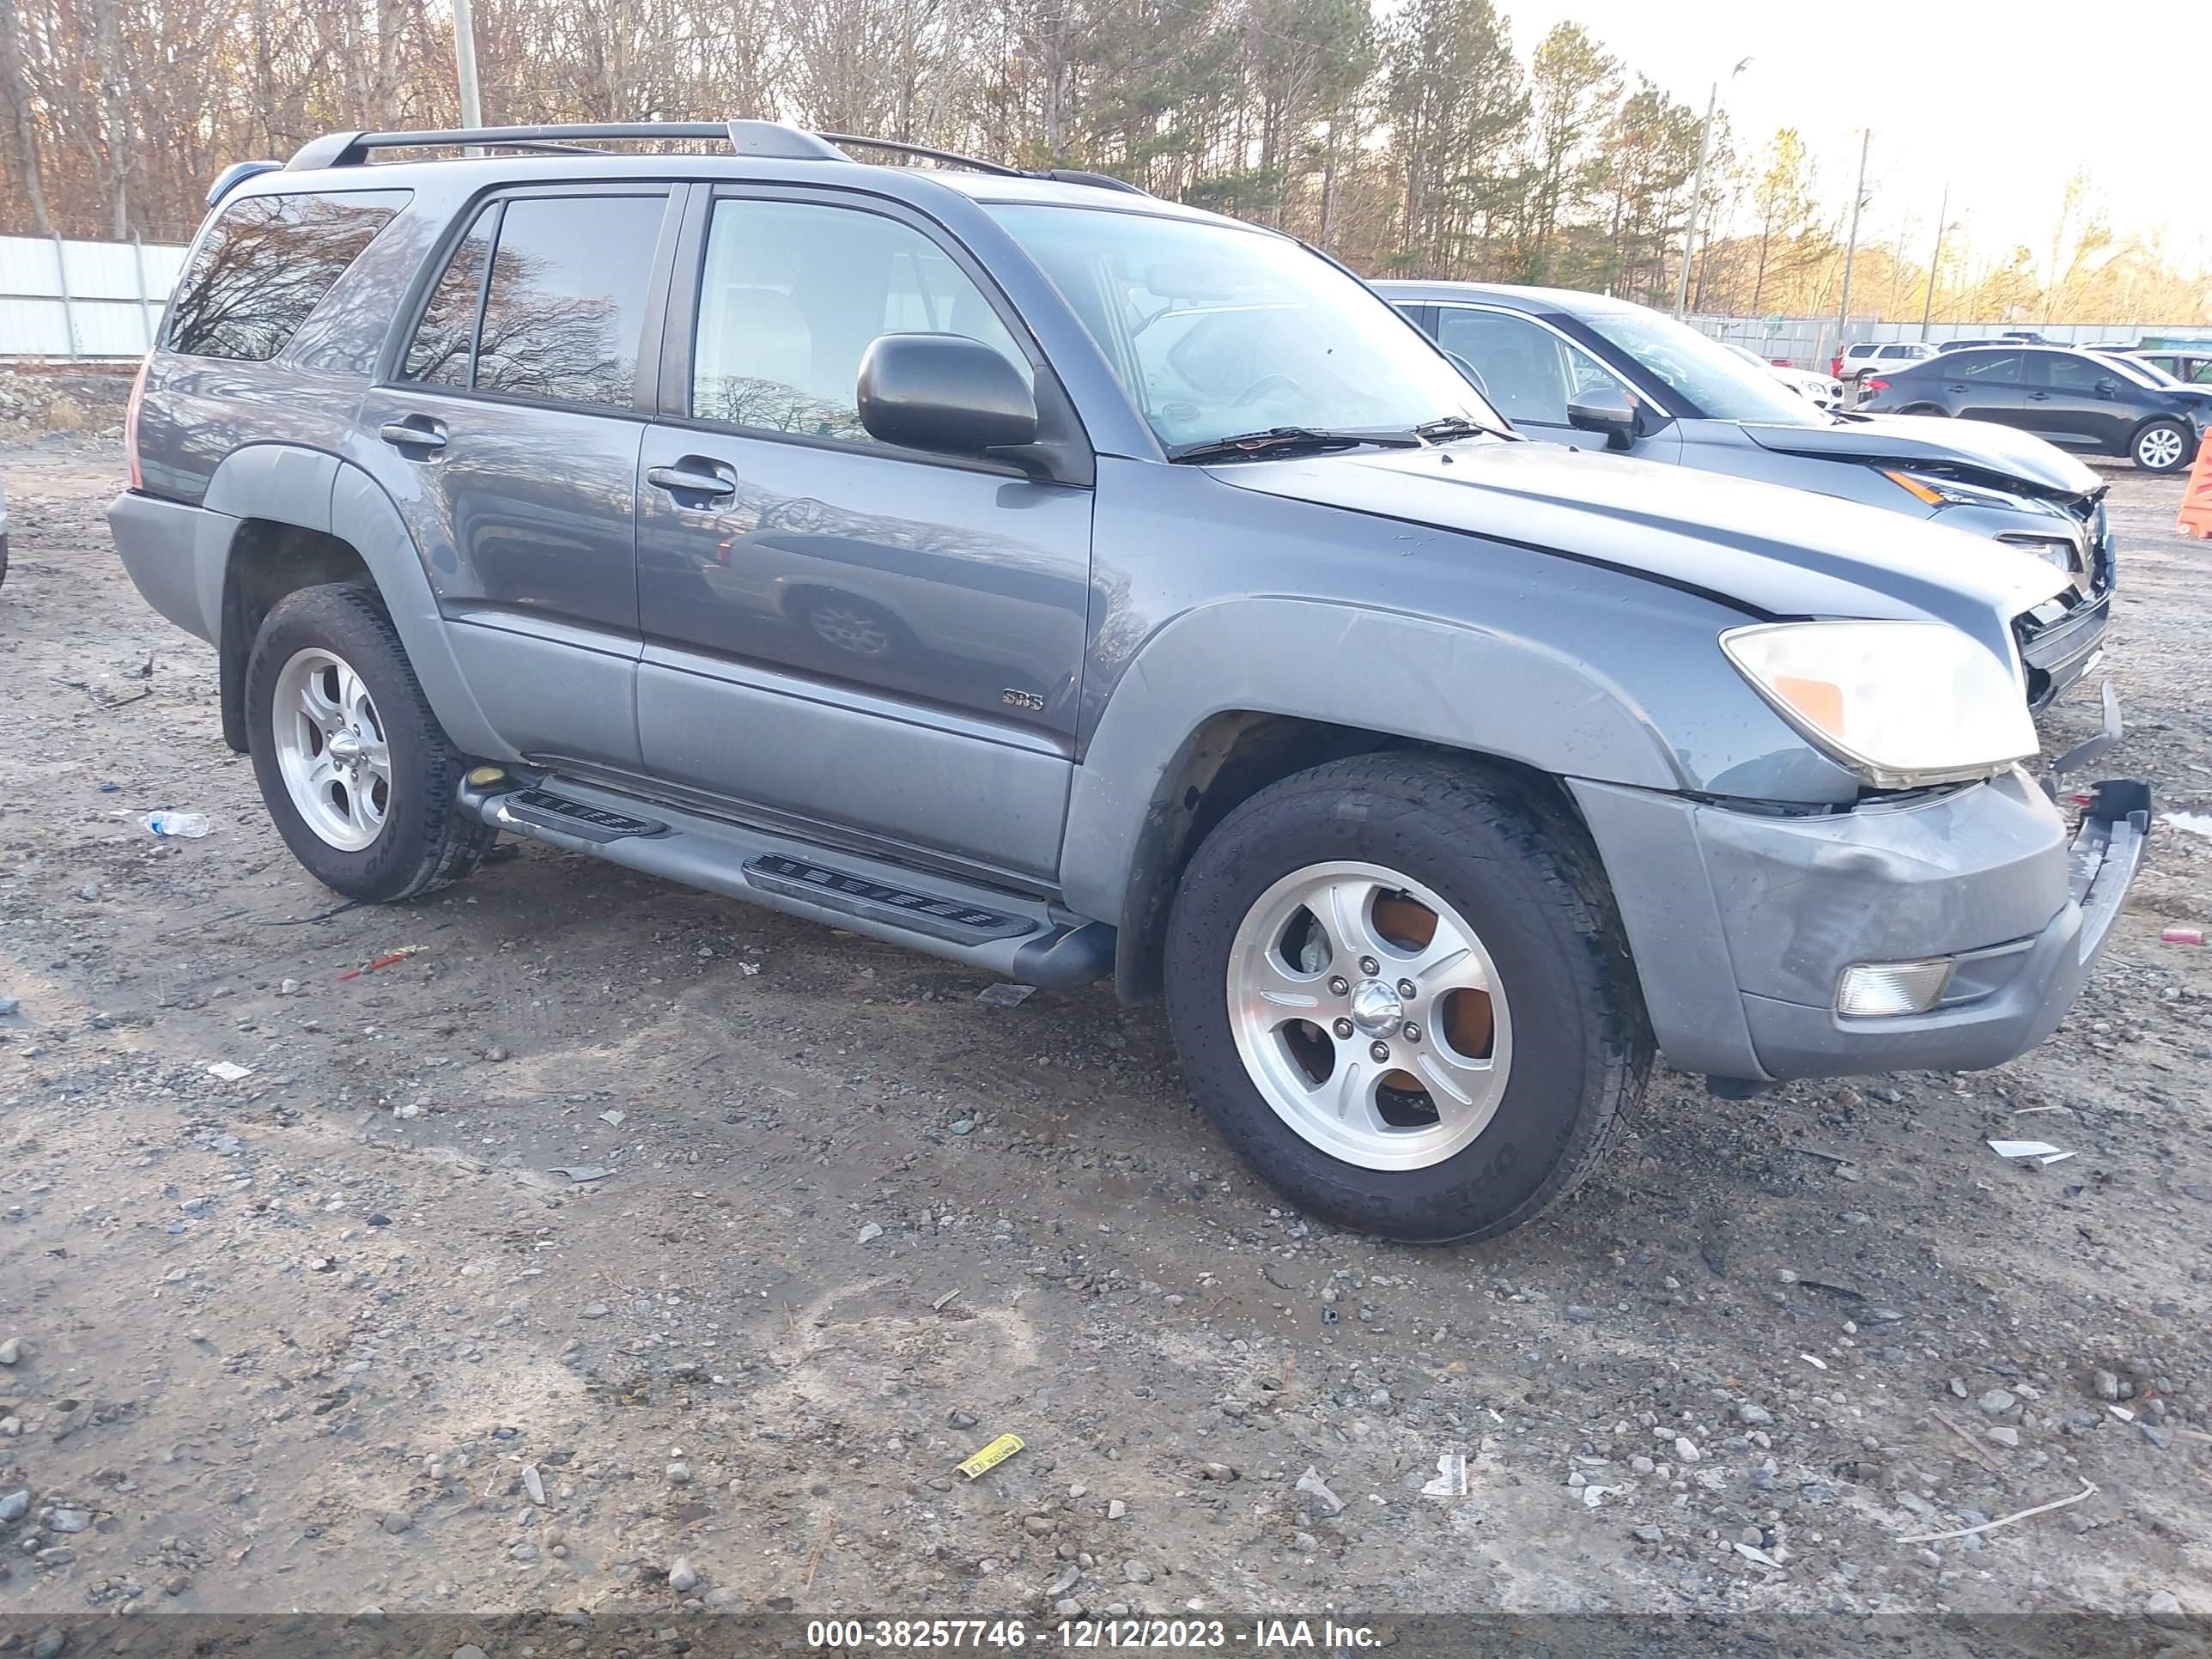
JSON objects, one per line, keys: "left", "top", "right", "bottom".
{"left": 1, "top": 436, "right": 2209, "bottom": 1628}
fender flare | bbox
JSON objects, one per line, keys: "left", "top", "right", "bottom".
{"left": 1058, "top": 596, "right": 1688, "bottom": 939}
{"left": 204, "top": 443, "right": 513, "bottom": 761}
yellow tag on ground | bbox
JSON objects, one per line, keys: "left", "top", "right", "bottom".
{"left": 956, "top": 1433, "right": 1024, "bottom": 1480}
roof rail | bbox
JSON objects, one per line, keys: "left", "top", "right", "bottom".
{"left": 279, "top": 118, "right": 1151, "bottom": 195}
{"left": 284, "top": 120, "right": 847, "bottom": 171}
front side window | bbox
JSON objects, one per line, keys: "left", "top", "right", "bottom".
{"left": 2041, "top": 354, "right": 2111, "bottom": 390}
{"left": 1434, "top": 307, "right": 1620, "bottom": 427}
{"left": 987, "top": 203, "right": 1500, "bottom": 451}
{"left": 690, "top": 198, "right": 1028, "bottom": 445}
{"left": 167, "top": 190, "right": 410, "bottom": 361}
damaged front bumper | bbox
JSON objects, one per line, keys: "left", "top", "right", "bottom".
{"left": 1571, "top": 758, "right": 2151, "bottom": 1085}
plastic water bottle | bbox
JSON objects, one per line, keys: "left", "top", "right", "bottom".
{"left": 143, "top": 811, "right": 210, "bottom": 838}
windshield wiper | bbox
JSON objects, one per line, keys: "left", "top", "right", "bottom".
{"left": 1167, "top": 426, "right": 1423, "bottom": 465}
{"left": 1415, "top": 413, "right": 1516, "bottom": 444}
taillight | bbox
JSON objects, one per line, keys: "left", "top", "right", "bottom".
{"left": 1864, "top": 378, "right": 1889, "bottom": 393}
{"left": 123, "top": 352, "right": 150, "bottom": 491}
{"left": 1831, "top": 356, "right": 1844, "bottom": 379}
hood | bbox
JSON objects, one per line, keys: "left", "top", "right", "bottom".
{"left": 1739, "top": 410, "right": 2100, "bottom": 496}
{"left": 1207, "top": 438, "right": 2070, "bottom": 635}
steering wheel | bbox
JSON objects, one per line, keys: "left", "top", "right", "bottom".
{"left": 1235, "top": 373, "right": 1303, "bottom": 407}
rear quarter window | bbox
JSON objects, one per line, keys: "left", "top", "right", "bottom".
{"left": 166, "top": 190, "right": 410, "bottom": 362}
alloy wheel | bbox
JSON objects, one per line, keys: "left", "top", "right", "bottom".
{"left": 270, "top": 646, "right": 391, "bottom": 852}
{"left": 1224, "top": 860, "right": 1512, "bottom": 1170}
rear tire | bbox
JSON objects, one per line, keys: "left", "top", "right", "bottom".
{"left": 1897, "top": 403, "right": 1947, "bottom": 417}
{"left": 1163, "top": 755, "right": 1652, "bottom": 1243}
{"left": 245, "top": 582, "right": 492, "bottom": 902}
{"left": 2133, "top": 418, "right": 2192, "bottom": 473}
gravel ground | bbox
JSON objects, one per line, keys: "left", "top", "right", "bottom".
{"left": 0, "top": 437, "right": 2209, "bottom": 1624}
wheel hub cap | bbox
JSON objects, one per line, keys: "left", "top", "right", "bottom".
{"left": 1347, "top": 978, "right": 1404, "bottom": 1036}
{"left": 327, "top": 728, "right": 366, "bottom": 767}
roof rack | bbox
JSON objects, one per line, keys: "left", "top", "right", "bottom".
{"left": 281, "top": 118, "right": 1150, "bottom": 195}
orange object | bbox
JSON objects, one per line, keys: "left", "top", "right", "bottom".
{"left": 2180, "top": 428, "right": 2212, "bottom": 539}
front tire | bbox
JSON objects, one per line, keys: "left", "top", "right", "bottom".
{"left": 245, "top": 583, "right": 492, "bottom": 902}
{"left": 2134, "top": 418, "right": 2192, "bottom": 473}
{"left": 1164, "top": 756, "right": 1652, "bottom": 1243}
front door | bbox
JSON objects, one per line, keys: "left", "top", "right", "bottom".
{"left": 634, "top": 189, "right": 1093, "bottom": 881}
{"left": 362, "top": 186, "right": 678, "bottom": 769}
{"left": 2018, "top": 352, "right": 2136, "bottom": 451}
{"left": 1429, "top": 303, "right": 1672, "bottom": 457}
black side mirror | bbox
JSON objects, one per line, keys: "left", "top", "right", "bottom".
{"left": 2094, "top": 378, "right": 2118, "bottom": 398}
{"left": 858, "top": 334, "right": 1039, "bottom": 461}
{"left": 1566, "top": 384, "right": 1639, "bottom": 451}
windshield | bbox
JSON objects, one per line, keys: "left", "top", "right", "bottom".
{"left": 1574, "top": 302, "right": 1824, "bottom": 426}
{"left": 986, "top": 204, "right": 1503, "bottom": 451}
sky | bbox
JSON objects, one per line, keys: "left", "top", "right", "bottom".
{"left": 1494, "top": 0, "right": 2212, "bottom": 266}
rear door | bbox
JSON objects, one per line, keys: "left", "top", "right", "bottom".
{"left": 364, "top": 186, "right": 680, "bottom": 769}
{"left": 1931, "top": 349, "right": 2027, "bottom": 428}
{"left": 631, "top": 185, "right": 1094, "bottom": 881}
{"left": 2019, "top": 351, "right": 2133, "bottom": 450}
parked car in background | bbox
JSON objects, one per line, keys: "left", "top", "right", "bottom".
{"left": 1838, "top": 339, "right": 1938, "bottom": 384}
{"left": 1857, "top": 344, "right": 2212, "bottom": 472}
{"left": 106, "top": 120, "right": 2149, "bottom": 1245}
{"left": 1720, "top": 339, "right": 1843, "bottom": 408}
{"left": 2118, "top": 348, "right": 2212, "bottom": 386}
{"left": 1939, "top": 332, "right": 2056, "bottom": 352}
{"left": 1378, "top": 281, "right": 2116, "bottom": 708}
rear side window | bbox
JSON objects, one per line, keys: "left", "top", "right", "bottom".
{"left": 402, "top": 210, "right": 494, "bottom": 387}
{"left": 399, "top": 194, "right": 665, "bottom": 407}
{"left": 1951, "top": 351, "right": 2022, "bottom": 384}
{"left": 167, "top": 190, "right": 410, "bottom": 362}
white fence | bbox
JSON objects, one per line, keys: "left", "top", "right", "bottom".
{"left": 1686, "top": 311, "right": 2212, "bottom": 372}
{"left": 0, "top": 234, "right": 188, "bottom": 359}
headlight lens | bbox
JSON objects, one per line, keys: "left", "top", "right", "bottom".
{"left": 1881, "top": 467, "right": 2058, "bottom": 514}
{"left": 1720, "top": 620, "right": 2038, "bottom": 788}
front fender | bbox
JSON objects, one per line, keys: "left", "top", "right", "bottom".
{"left": 1058, "top": 596, "right": 1687, "bottom": 929}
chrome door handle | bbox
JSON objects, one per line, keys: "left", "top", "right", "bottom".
{"left": 647, "top": 464, "right": 736, "bottom": 498}
{"left": 380, "top": 420, "right": 447, "bottom": 451}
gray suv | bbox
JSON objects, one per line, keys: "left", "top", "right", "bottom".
{"left": 108, "top": 121, "right": 2148, "bottom": 1244}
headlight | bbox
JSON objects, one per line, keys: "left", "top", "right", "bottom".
{"left": 1720, "top": 620, "right": 2037, "bottom": 788}
{"left": 1881, "top": 468, "right": 2060, "bottom": 515}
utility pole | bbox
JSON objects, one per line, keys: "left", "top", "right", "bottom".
{"left": 1835, "top": 128, "right": 1869, "bottom": 353}
{"left": 1674, "top": 83, "right": 1719, "bottom": 319}
{"left": 1674, "top": 58, "right": 1750, "bottom": 319}
{"left": 1919, "top": 181, "right": 1948, "bottom": 339}
{"left": 452, "top": 0, "right": 483, "bottom": 129}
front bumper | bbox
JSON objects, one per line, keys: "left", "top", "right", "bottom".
{"left": 1572, "top": 769, "right": 2149, "bottom": 1083}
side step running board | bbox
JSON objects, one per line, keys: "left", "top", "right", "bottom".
{"left": 456, "top": 772, "right": 1115, "bottom": 989}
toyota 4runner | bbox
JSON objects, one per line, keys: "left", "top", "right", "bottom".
{"left": 108, "top": 120, "right": 2150, "bottom": 1243}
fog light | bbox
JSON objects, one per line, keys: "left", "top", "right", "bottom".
{"left": 1836, "top": 958, "right": 1954, "bottom": 1018}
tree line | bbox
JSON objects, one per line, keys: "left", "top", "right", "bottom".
{"left": 2, "top": 0, "right": 2205, "bottom": 325}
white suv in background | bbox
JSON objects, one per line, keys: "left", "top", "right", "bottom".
{"left": 1838, "top": 340, "right": 1939, "bottom": 389}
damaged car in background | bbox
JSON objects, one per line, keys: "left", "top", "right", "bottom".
{"left": 1382, "top": 281, "right": 2118, "bottom": 709}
